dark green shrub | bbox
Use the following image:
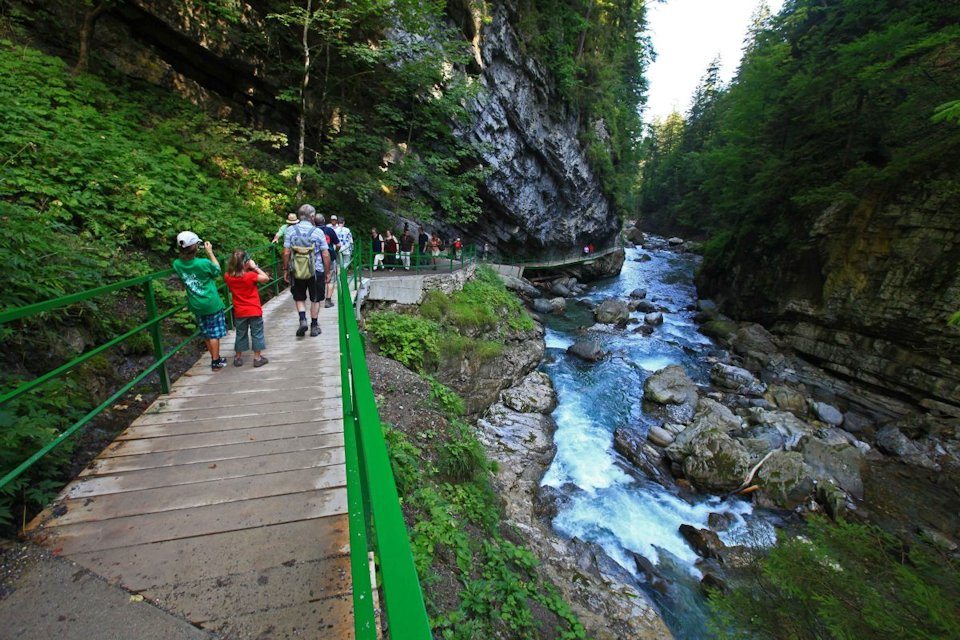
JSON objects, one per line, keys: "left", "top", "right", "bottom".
{"left": 366, "top": 311, "right": 439, "bottom": 372}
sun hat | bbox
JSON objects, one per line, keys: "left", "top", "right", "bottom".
{"left": 331, "top": 215, "right": 338, "bottom": 221}
{"left": 176, "top": 231, "right": 201, "bottom": 249}
{"left": 286, "top": 212, "right": 298, "bottom": 224}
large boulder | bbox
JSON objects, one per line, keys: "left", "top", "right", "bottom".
{"left": 594, "top": 299, "right": 630, "bottom": 324}
{"left": 711, "top": 363, "right": 766, "bottom": 396}
{"left": 799, "top": 437, "right": 864, "bottom": 498}
{"left": 874, "top": 426, "right": 940, "bottom": 470}
{"left": 629, "top": 299, "right": 657, "bottom": 313}
{"left": 613, "top": 427, "right": 666, "bottom": 480}
{"left": 668, "top": 237, "right": 685, "bottom": 246}
{"left": 764, "top": 384, "right": 808, "bottom": 415}
{"left": 501, "top": 371, "right": 557, "bottom": 415}
{"left": 756, "top": 451, "right": 816, "bottom": 509}
{"left": 567, "top": 338, "right": 606, "bottom": 362}
{"left": 548, "top": 297, "right": 567, "bottom": 313}
{"left": 647, "top": 425, "right": 675, "bottom": 447}
{"left": 700, "top": 319, "right": 738, "bottom": 342}
{"left": 532, "top": 298, "right": 554, "bottom": 314}
{"left": 679, "top": 525, "right": 725, "bottom": 560}
{"left": 746, "top": 408, "right": 816, "bottom": 450}
{"left": 644, "top": 312, "right": 664, "bottom": 326}
{"left": 679, "top": 431, "right": 752, "bottom": 493}
{"left": 643, "top": 365, "right": 697, "bottom": 405}
{"left": 811, "top": 401, "right": 844, "bottom": 427}
{"left": 629, "top": 288, "right": 647, "bottom": 299}
{"left": 501, "top": 275, "right": 541, "bottom": 298}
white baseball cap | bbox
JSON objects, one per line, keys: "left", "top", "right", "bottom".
{"left": 331, "top": 215, "right": 338, "bottom": 221}
{"left": 176, "top": 231, "right": 201, "bottom": 249}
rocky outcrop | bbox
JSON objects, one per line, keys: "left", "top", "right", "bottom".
{"left": 457, "top": 2, "right": 621, "bottom": 255}
{"left": 699, "top": 187, "right": 960, "bottom": 418}
{"left": 478, "top": 373, "right": 671, "bottom": 640}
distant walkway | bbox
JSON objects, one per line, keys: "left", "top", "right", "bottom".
{"left": 24, "top": 294, "right": 353, "bottom": 639}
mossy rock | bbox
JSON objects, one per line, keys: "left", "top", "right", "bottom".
{"left": 700, "top": 319, "right": 738, "bottom": 343}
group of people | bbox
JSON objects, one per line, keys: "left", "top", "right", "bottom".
{"left": 171, "top": 203, "right": 353, "bottom": 371}
{"left": 368, "top": 226, "right": 463, "bottom": 270}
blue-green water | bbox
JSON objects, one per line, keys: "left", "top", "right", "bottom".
{"left": 540, "top": 245, "right": 775, "bottom": 637}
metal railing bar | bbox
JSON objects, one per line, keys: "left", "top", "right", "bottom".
{"left": 0, "top": 331, "right": 197, "bottom": 491}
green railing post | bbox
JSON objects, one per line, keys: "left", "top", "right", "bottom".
{"left": 272, "top": 243, "right": 281, "bottom": 296}
{"left": 143, "top": 280, "right": 170, "bottom": 394}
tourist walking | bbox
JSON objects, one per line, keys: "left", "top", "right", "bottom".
{"left": 399, "top": 229, "right": 414, "bottom": 270}
{"left": 282, "top": 205, "right": 330, "bottom": 337}
{"left": 333, "top": 215, "right": 353, "bottom": 269}
{"left": 429, "top": 234, "right": 441, "bottom": 270}
{"left": 272, "top": 212, "right": 298, "bottom": 244}
{"left": 371, "top": 228, "right": 384, "bottom": 270}
{"left": 173, "top": 231, "right": 227, "bottom": 369}
{"left": 224, "top": 249, "right": 269, "bottom": 367}
{"left": 454, "top": 237, "right": 463, "bottom": 260}
{"left": 316, "top": 214, "right": 340, "bottom": 307}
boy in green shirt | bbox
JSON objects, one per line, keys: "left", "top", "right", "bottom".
{"left": 173, "top": 231, "right": 227, "bottom": 369}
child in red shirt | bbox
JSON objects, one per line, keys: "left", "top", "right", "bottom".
{"left": 224, "top": 249, "right": 270, "bottom": 367}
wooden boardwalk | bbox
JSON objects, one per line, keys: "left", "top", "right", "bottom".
{"left": 24, "top": 292, "right": 354, "bottom": 639}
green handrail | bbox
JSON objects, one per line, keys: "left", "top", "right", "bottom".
{"left": 0, "top": 243, "right": 284, "bottom": 492}
{"left": 336, "top": 256, "right": 432, "bottom": 639}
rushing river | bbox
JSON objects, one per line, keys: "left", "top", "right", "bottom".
{"left": 540, "top": 244, "right": 776, "bottom": 637}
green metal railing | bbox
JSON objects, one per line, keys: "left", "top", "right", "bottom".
{"left": 348, "top": 242, "right": 477, "bottom": 276}
{"left": 336, "top": 256, "right": 432, "bottom": 639}
{"left": 0, "top": 242, "right": 284, "bottom": 492}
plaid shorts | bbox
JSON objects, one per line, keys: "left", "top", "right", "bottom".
{"left": 197, "top": 310, "right": 227, "bottom": 339}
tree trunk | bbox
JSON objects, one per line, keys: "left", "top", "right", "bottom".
{"left": 74, "top": 2, "right": 111, "bottom": 75}
{"left": 575, "top": 0, "right": 594, "bottom": 60}
{"left": 296, "top": 0, "right": 313, "bottom": 197}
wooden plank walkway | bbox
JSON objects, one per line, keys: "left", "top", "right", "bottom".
{"left": 24, "top": 291, "right": 354, "bottom": 639}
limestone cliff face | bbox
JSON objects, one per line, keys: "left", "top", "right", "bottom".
{"left": 699, "top": 182, "right": 960, "bottom": 418}
{"left": 24, "top": 0, "right": 620, "bottom": 260}
{"left": 453, "top": 2, "right": 622, "bottom": 255}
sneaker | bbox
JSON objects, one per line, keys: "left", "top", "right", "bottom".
{"left": 211, "top": 357, "right": 227, "bottom": 370}
{"left": 253, "top": 356, "right": 269, "bottom": 368}
{"left": 296, "top": 318, "right": 308, "bottom": 337}
{"left": 233, "top": 355, "right": 243, "bottom": 367}
{"left": 324, "top": 299, "right": 334, "bottom": 308}
{"left": 310, "top": 325, "right": 321, "bottom": 337}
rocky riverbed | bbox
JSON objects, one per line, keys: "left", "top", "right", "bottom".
{"left": 490, "top": 230, "right": 960, "bottom": 637}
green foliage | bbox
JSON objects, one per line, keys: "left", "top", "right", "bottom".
{"left": 366, "top": 311, "right": 439, "bottom": 372}
{"left": 426, "top": 376, "right": 465, "bottom": 417}
{"left": 638, "top": 0, "right": 960, "bottom": 274}
{"left": 709, "top": 517, "right": 960, "bottom": 640}
{"left": 515, "top": 0, "right": 650, "bottom": 215}
{"left": 422, "top": 266, "right": 533, "bottom": 334}
{"left": 384, "top": 424, "right": 586, "bottom": 639}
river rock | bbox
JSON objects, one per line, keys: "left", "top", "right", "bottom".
{"left": 729, "top": 323, "right": 783, "bottom": 368}
{"left": 632, "top": 324, "right": 655, "bottom": 336}
{"left": 679, "top": 431, "right": 752, "bottom": 492}
{"left": 665, "top": 399, "right": 697, "bottom": 425}
{"left": 746, "top": 407, "right": 817, "bottom": 450}
{"left": 630, "top": 299, "right": 657, "bottom": 313}
{"left": 812, "top": 401, "right": 844, "bottom": 426}
{"left": 756, "top": 450, "right": 816, "bottom": 509}
{"left": 700, "top": 318, "right": 738, "bottom": 342}
{"left": 614, "top": 427, "right": 665, "bottom": 480}
{"left": 697, "top": 299, "right": 719, "bottom": 317}
{"left": 594, "top": 299, "right": 629, "bottom": 324}
{"left": 711, "top": 362, "right": 766, "bottom": 396}
{"left": 501, "top": 371, "right": 557, "bottom": 414}
{"left": 668, "top": 237, "right": 684, "bottom": 246}
{"left": 637, "top": 253, "right": 652, "bottom": 262}
{"left": 632, "top": 553, "right": 669, "bottom": 595}
{"left": 700, "top": 572, "right": 728, "bottom": 594}
{"left": 765, "top": 384, "right": 808, "bottom": 415}
{"left": 842, "top": 411, "right": 873, "bottom": 434}
{"left": 531, "top": 298, "right": 554, "bottom": 314}
{"left": 567, "top": 338, "right": 605, "bottom": 362}
{"left": 643, "top": 365, "right": 697, "bottom": 405}
{"left": 707, "top": 512, "right": 736, "bottom": 532}
{"left": 501, "top": 274, "right": 541, "bottom": 298}
{"left": 679, "top": 524, "right": 725, "bottom": 560}
{"left": 799, "top": 436, "right": 864, "bottom": 498}
{"left": 625, "top": 226, "right": 645, "bottom": 244}
{"left": 647, "top": 425, "right": 675, "bottom": 447}
{"left": 552, "top": 282, "right": 572, "bottom": 297}
{"left": 548, "top": 297, "right": 567, "bottom": 313}
{"left": 644, "top": 312, "right": 664, "bottom": 326}
{"left": 874, "top": 426, "right": 940, "bottom": 470}
{"left": 629, "top": 288, "right": 647, "bottom": 299}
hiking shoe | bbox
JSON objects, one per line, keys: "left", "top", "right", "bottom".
{"left": 253, "top": 356, "right": 269, "bottom": 368}
{"left": 324, "top": 299, "right": 334, "bottom": 308}
{"left": 211, "top": 357, "right": 227, "bottom": 370}
{"left": 234, "top": 355, "right": 243, "bottom": 367}
{"left": 310, "top": 325, "right": 321, "bottom": 337}
{"left": 296, "top": 318, "right": 308, "bottom": 337}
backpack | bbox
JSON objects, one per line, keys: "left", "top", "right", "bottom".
{"left": 288, "top": 226, "right": 316, "bottom": 280}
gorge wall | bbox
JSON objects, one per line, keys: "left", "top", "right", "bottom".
{"left": 16, "top": 0, "right": 620, "bottom": 257}
{"left": 698, "top": 181, "right": 960, "bottom": 420}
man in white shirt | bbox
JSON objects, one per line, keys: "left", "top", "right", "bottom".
{"left": 333, "top": 215, "right": 354, "bottom": 269}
